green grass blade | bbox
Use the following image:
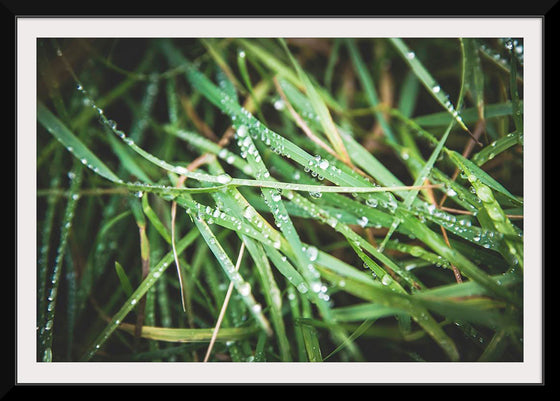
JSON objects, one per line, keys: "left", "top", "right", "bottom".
{"left": 389, "top": 38, "right": 470, "bottom": 134}
{"left": 39, "top": 163, "right": 82, "bottom": 361}
{"left": 346, "top": 39, "right": 396, "bottom": 143}
{"left": 114, "top": 261, "right": 134, "bottom": 298}
{"left": 299, "top": 321, "right": 323, "bottom": 362}
{"left": 37, "top": 102, "right": 121, "bottom": 183}
{"left": 280, "top": 38, "right": 351, "bottom": 163}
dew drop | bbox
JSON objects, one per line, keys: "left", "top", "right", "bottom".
{"left": 238, "top": 282, "right": 251, "bottom": 296}
{"left": 296, "top": 283, "right": 308, "bottom": 293}
{"left": 446, "top": 188, "right": 457, "bottom": 197}
{"left": 237, "top": 125, "right": 248, "bottom": 138}
{"left": 216, "top": 173, "right": 233, "bottom": 184}
{"left": 381, "top": 274, "right": 393, "bottom": 286}
{"left": 357, "top": 216, "right": 369, "bottom": 227}
{"left": 306, "top": 246, "right": 318, "bottom": 262}
{"left": 406, "top": 51, "right": 415, "bottom": 60}
{"left": 432, "top": 85, "right": 441, "bottom": 93}
{"left": 274, "top": 99, "right": 285, "bottom": 111}
{"left": 477, "top": 186, "right": 494, "bottom": 203}
{"left": 271, "top": 191, "right": 282, "bottom": 202}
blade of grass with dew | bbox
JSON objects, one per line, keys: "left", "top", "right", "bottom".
{"left": 164, "top": 126, "right": 254, "bottom": 177}
{"left": 326, "top": 261, "right": 516, "bottom": 331}
{"left": 39, "top": 162, "right": 82, "bottom": 362}
{"left": 190, "top": 213, "right": 273, "bottom": 336}
{"left": 471, "top": 131, "right": 523, "bottom": 167}
{"left": 450, "top": 151, "right": 521, "bottom": 206}
{"left": 413, "top": 101, "right": 519, "bottom": 127}
{"left": 71, "top": 60, "right": 153, "bottom": 131}
{"left": 300, "top": 322, "right": 323, "bottom": 362}
{"left": 106, "top": 132, "right": 154, "bottom": 184}
{"left": 100, "top": 114, "right": 402, "bottom": 196}
{"left": 206, "top": 161, "right": 292, "bottom": 360}
{"left": 458, "top": 163, "right": 524, "bottom": 270}
{"left": 38, "top": 102, "right": 121, "bottom": 183}
{"left": 37, "top": 108, "right": 233, "bottom": 197}
{"left": 37, "top": 150, "right": 63, "bottom": 337}
{"left": 80, "top": 228, "right": 200, "bottom": 361}
{"left": 389, "top": 38, "right": 471, "bottom": 134}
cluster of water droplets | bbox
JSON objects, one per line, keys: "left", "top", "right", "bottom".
{"left": 301, "top": 245, "right": 330, "bottom": 301}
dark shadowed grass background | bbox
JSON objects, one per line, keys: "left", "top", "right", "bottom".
{"left": 36, "top": 37, "right": 524, "bottom": 363}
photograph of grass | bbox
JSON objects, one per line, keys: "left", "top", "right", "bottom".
{"left": 36, "top": 35, "right": 525, "bottom": 365}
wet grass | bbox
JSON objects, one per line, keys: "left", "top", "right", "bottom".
{"left": 37, "top": 37, "right": 524, "bottom": 362}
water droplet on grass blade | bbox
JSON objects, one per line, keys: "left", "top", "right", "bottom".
{"left": 238, "top": 282, "right": 251, "bottom": 296}
{"left": 274, "top": 99, "right": 285, "bottom": 110}
{"left": 216, "top": 173, "right": 232, "bottom": 184}
{"left": 306, "top": 246, "right": 318, "bottom": 262}
{"left": 381, "top": 274, "right": 393, "bottom": 286}
{"left": 477, "top": 186, "right": 494, "bottom": 203}
{"left": 357, "top": 216, "right": 369, "bottom": 227}
{"left": 237, "top": 125, "right": 248, "bottom": 138}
